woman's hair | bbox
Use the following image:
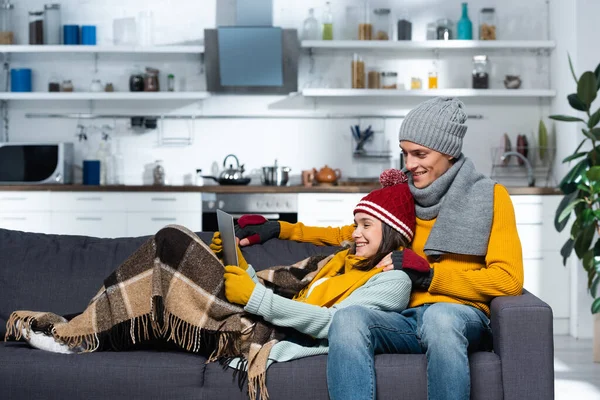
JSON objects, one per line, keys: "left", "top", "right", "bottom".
{"left": 352, "top": 223, "right": 409, "bottom": 271}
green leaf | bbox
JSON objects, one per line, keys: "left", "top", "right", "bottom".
{"left": 577, "top": 183, "right": 592, "bottom": 193}
{"left": 558, "top": 199, "right": 584, "bottom": 223}
{"left": 555, "top": 191, "right": 580, "bottom": 231}
{"left": 587, "top": 166, "right": 600, "bottom": 181}
{"left": 591, "top": 127, "right": 600, "bottom": 140}
{"left": 577, "top": 71, "right": 598, "bottom": 106}
{"left": 563, "top": 152, "right": 588, "bottom": 163}
{"left": 561, "top": 238, "right": 575, "bottom": 265}
{"left": 549, "top": 115, "right": 586, "bottom": 123}
{"left": 583, "top": 249, "right": 594, "bottom": 271}
{"left": 592, "top": 297, "right": 600, "bottom": 314}
{"left": 591, "top": 275, "right": 599, "bottom": 298}
{"left": 595, "top": 62, "right": 600, "bottom": 90}
{"left": 590, "top": 107, "right": 600, "bottom": 128}
{"left": 569, "top": 53, "right": 578, "bottom": 85}
{"left": 582, "top": 128, "right": 595, "bottom": 140}
{"left": 559, "top": 159, "right": 589, "bottom": 194}
{"left": 574, "top": 223, "right": 596, "bottom": 259}
{"left": 568, "top": 93, "right": 588, "bottom": 112}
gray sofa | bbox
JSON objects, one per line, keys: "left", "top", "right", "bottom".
{"left": 0, "top": 228, "right": 554, "bottom": 399}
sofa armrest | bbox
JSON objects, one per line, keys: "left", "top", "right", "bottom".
{"left": 490, "top": 289, "right": 554, "bottom": 400}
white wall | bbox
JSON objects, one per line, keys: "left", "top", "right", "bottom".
{"left": 3, "top": 0, "right": 551, "bottom": 187}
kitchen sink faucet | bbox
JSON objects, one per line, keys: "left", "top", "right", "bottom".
{"left": 500, "top": 151, "right": 535, "bottom": 187}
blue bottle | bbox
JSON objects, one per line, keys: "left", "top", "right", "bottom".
{"left": 457, "top": 3, "right": 473, "bottom": 40}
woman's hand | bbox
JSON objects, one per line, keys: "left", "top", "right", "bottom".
{"left": 223, "top": 266, "right": 256, "bottom": 306}
{"left": 210, "top": 232, "right": 249, "bottom": 270}
{"left": 235, "top": 214, "right": 281, "bottom": 247}
{"left": 376, "top": 252, "right": 395, "bottom": 272}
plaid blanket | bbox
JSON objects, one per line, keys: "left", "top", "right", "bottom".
{"left": 5, "top": 225, "right": 336, "bottom": 400}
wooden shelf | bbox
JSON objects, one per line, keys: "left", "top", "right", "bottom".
{"left": 301, "top": 88, "right": 556, "bottom": 98}
{"left": 301, "top": 40, "right": 555, "bottom": 51}
{"left": 0, "top": 92, "right": 210, "bottom": 100}
{"left": 0, "top": 45, "right": 204, "bottom": 54}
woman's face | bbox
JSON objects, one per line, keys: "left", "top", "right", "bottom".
{"left": 400, "top": 141, "right": 454, "bottom": 188}
{"left": 352, "top": 212, "right": 383, "bottom": 258}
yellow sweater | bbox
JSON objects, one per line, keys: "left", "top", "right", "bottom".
{"left": 280, "top": 184, "right": 524, "bottom": 316}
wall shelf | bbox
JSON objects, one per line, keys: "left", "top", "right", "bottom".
{"left": 0, "top": 92, "right": 210, "bottom": 100}
{"left": 301, "top": 40, "right": 556, "bottom": 52}
{"left": 0, "top": 45, "right": 204, "bottom": 54}
{"left": 301, "top": 88, "right": 556, "bottom": 98}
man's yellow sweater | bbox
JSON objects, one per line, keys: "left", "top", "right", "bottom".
{"left": 280, "top": 184, "right": 524, "bottom": 316}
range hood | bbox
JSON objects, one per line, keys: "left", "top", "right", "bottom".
{"left": 204, "top": 0, "right": 299, "bottom": 94}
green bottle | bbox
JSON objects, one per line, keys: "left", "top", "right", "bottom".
{"left": 322, "top": 2, "right": 333, "bottom": 40}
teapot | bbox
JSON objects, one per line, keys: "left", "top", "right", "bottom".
{"left": 313, "top": 165, "right": 342, "bottom": 184}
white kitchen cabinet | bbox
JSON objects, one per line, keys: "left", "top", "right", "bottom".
{"left": 298, "top": 193, "right": 366, "bottom": 227}
{"left": 0, "top": 191, "right": 51, "bottom": 233}
{"left": 126, "top": 212, "right": 202, "bottom": 237}
{"left": 511, "top": 195, "right": 570, "bottom": 334}
{"left": 50, "top": 212, "right": 128, "bottom": 238}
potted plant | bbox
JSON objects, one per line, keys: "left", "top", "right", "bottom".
{"left": 551, "top": 55, "right": 600, "bottom": 361}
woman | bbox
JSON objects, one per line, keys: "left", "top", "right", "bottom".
{"left": 6, "top": 169, "right": 415, "bottom": 400}
{"left": 235, "top": 97, "right": 524, "bottom": 400}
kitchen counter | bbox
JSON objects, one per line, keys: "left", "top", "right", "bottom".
{"left": 0, "top": 184, "right": 563, "bottom": 195}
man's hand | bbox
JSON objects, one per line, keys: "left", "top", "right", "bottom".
{"left": 378, "top": 249, "right": 433, "bottom": 290}
{"left": 234, "top": 214, "right": 281, "bottom": 247}
{"left": 224, "top": 265, "right": 256, "bottom": 306}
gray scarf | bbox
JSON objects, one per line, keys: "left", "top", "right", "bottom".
{"left": 408, "top": 156, "right": 495, "bottom": 256}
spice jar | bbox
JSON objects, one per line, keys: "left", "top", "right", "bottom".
{"left": 367, "top": 68, "right": 381, "bottom": 89}
{"left": 28, "top": 11, "right": 44, "bottom": 45}
{"left": 0, "top": 2, "right": 14, "bottom": 44}
{"left": 90, "top": 79, "right": 103, "bottom": 92}
{"left": 104, "top": 82, "right": 114, "bottom": 92}
{"left": 129, "top": 70, "right": 144, "bottom": 92}
{"left": 48, "top": 77, "right": 60, "bottom": 92}
{"left": 61, "top": 79, "right": 73, "bottom": 92}
{"left": 381, "top": 72, "right": 398, "bottom": 89}
{"left": 428, "top": 71, "right": 438, "bottom": 89}
{"left": 144, "top": 67, "right": 159, "bottom": 92}
{"left": 479, "top": 8, "right": 496, "bottom": 40}
{"left": 472, "top": 55, "right": 490, "bottom": 89}
{"left": 351, "top": 53, "right": 365, "bottom": 89}
{"left": 43, "top": 4, "right": 60, "bottom": 45}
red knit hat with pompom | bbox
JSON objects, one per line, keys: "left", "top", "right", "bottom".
{"left": 353, "top": 169, "right": 415, "bottom": 242}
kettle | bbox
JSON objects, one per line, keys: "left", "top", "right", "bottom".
{"left": 313, "top": 165, "right": 342, "bottom": 184}
{"left": 220, "top": 154, "right": 246, "bottom": 181}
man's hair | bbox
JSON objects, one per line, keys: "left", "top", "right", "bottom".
{"left": 352, "top": 223, "right": 408, "bottom": 272}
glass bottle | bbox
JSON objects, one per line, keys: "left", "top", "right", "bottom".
{"left": 457, "top": 3, "right": 472, "bottom": 40}
{"left": 0, "top": 2, "right": 14, "bottom": 44}
{"left": 43, "top": 4, "right": 60, "bottom": 45}
{"left": 428, "top": 71, "right": 438, "bottom": 89}
{"left": 322, "top": 2, "right": 333, "bottom": 40}
{"left": 351, "top": 53, "right": 365, "bottom": 89}
{"left": 479, "top": 8, "right": 496, "bottom": 40}
{"left": 472, "top": 55, "right": 489, "bottom": 89}
{"left": 302, "top": 8, "right": 320, "bottom": 40}
{"left": 28, "top": 11, "right": 45, "bottom": 45}
{"left": 167, "top": 74, "right": 175, "bottom": 91}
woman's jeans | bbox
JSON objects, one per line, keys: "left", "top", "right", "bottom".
{"left": 327, "top": 303, "right": 492, "bottom": 400}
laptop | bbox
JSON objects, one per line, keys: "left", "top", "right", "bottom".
{"left": 216, "top": 209, "right": 239, "bottom": 267}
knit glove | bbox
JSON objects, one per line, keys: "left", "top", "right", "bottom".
{"left": 209, "top": 232, "right": 249, "bottom": 270}
{"left": 234, "top": 214, "right": 281, "bottom": 246}
{"left": 391, "top": 249, "right": 433, "bottom": 290}
{"left": 224, "top": 265, "right": 256, "bottom": 306}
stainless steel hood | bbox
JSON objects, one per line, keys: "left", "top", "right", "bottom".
{"left": 204, "top": 0, "right": 299, "bottom": 94}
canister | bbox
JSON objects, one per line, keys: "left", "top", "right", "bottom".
{"left": 0, "top": 2, "right": 14, "bottom": 44}
{"left": 10, "top": 69, "right": 32, "bottom": 92}
{"left": 43, "top": 4, "right": 61, "bottom": 45}
{"left": 81, "top": 25, "right": 96, "bottom": 45}
{"left": 63, "top": 24, "right": 79, "bottom": 45}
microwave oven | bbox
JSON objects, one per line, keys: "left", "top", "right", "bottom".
{"left": 0, "top": 142, "right": 74, "bottom": 184}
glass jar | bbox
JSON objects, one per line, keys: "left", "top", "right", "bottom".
{"left": 472, "top": 55, "right": 490, "bottom": 89}
{"left": 372, "top": 8, "right": 392, "bottom": 41}
{"left": 367, "top": 68, "right": 381, "bottom": 89}
{"left": 90, "top": 79, "right": 103, "bottom": 92}
{"left": 351, "top": 53, "right": 365, "bottom": 89}
{"left": 397, "top": 12, "right": 412, "bottom": 41}
{"left": 428, "top": 71, "right": 438, "bottom": 89}
{"left": 144, "top": 67, "right": 159, "bottom": 92}
{"left": 0, "top": 2, "right": 14, "bottom": 44}
{"left": 479, "top": 8, "right": 496, "bottom": 40}
{"left": 28, "top": 11, "right": 44, "bottom": 45}
{"left": 43, "top": 4, "right": 60, "bottom": 45}
{"left": 410, "top": 77, "right": 422, "bottom": 90}
{"left": 358, "top": 3, "right": 372, "bottom": 41}
{"left": 129, "top": 70, "right": 144, "bottom": 92}
{"left": 153, "top": 160, "right": 166, "bottom": 186}
{"left": 426, "top": 22, "right": 437, "bottom": 40}
{"left": 104, "top": 82, "right": 114, "bottom": 92}
{"left": 381, "top": 72, "right": 398, "bottom": 89}
{"left": 436, "top": 18, "right": 453, "bottom": 40}
{"left": 48, "top": 77, "right": 60, "bottom": 92}
{"left": 167, "top": 74, "right": 175, "bottom": 92}
{"left": 61, "top": 79, "right": 73, "bottom": 92}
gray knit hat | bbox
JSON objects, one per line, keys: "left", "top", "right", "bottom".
{"left": 398, "top": 97, "right": 467, "bottom": 158}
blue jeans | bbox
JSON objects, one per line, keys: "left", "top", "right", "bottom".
{"left": 327, "top": 303, "right": 492, "bottom": 400}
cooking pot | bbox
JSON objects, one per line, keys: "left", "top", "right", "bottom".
{"left": 202, "top": 154, "right": 251, "bottom": 185}
{"left": 261, "top": 160, "right": 291, "bottom": 186}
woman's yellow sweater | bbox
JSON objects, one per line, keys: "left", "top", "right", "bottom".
{"left": 280, "top": 184, "right": 524, "bottom": 316}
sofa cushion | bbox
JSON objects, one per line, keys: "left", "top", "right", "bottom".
{"left": 0, "top": 341, "right": 207, "bottom": 400}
